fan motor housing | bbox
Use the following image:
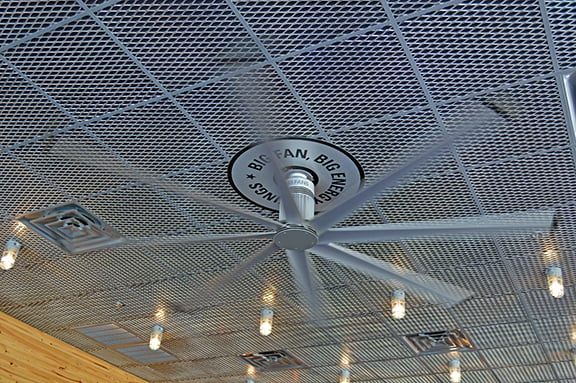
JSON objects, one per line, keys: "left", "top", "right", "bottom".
{"left": 273, "top": 225, "right": 318, "bottom": 250}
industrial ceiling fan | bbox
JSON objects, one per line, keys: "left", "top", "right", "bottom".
{"left": 44, "top": 101, "right": 555, "bottom": 323}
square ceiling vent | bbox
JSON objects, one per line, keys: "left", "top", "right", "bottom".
{"left": 18, "top": 203, "right": 124, "bottom": 253}
{"left": 76, "top": 323, "right": 143, "bottom": 346}
{"left": 404, "top": 329, "right": 474, "bottom": 355}
{"left": 239, "top": 350, "right": 306, "bottom": 372}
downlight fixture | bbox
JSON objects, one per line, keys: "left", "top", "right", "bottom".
{"left": 149, "top": 324, "right": 164, "bottom": 351}
{"left": 547, "top": 266, "right": 564, "bottom": 298}
{"left": 259, "top": 308, "right": 274, "bottom": 336}
{"left": 0, "top": 239, "right": 21, "bottom": 270}
{"left": 449, "top": 359, "right": 461, "bottom": 383}
{"left": 391, "top": 289, "right": 406, "bottom": 319}
{"left": 339, "top": 368, "right": 350, "bottom": 383}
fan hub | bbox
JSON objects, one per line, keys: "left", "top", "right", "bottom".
{"left": 273, "top": 225, "right": 318, "bottom": 250}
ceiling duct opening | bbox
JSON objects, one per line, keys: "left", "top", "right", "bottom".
{"left": 76, "top": 323, "right": 142, "bottom": 346}
{"left": 18, "top": 203, "right": 123, "bottom": 253}
{"left": 240, "top": 350, "right": 306, "bottom": 372}
{"left": 404, "top": 329, "right": 474, "bottom": 355}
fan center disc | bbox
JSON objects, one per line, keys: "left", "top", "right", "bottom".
{"left": 228, "top": 138, "right": 365, "bottom": 212}
{"left": 273, "top": 226, "right": 318, "bottom": 250}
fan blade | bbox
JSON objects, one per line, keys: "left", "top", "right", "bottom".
{"left": 233, "top": 69, "right": 303, "bottom": 225}
{"left": 312, "top": 244, "right": 472, "bottom": 306}
{"left": 155, "top": 181, "right": 283, "bottom": 231}
{"left": 122, "top": 231, "right": 276, "bottom": 248}
{"left": 319, "top": 211, "right": 555, "bottom": 244}
{"left": 206, "top": 242, "right": 279, "bottom": 292}
{"left": 51, "top": 138, "right": 282, "bottom": 231}
{"left": 311, "top": 104, "right": 505, "bottom": 233}
{"left": 286, "top": 250, "right": 325, "bottom": 325}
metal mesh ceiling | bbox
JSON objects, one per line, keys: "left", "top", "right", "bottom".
{"left": 1, "top": 1, "right": 576, "bottom": 382}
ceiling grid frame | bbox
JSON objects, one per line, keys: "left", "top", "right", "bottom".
{"left": 0, "top": 0, "right": 118, "bottom": 55}
{"left": 0, "top": 0, "right": 480, "bottom": 158}
{"left": 536, "top": 0, "right": 576, "bottom": 166}
{"left": 76, "top": 0, "right": 231, "bottom": 160}
{"left": 0, "top": 0, "right": 574, "bottom": 382}
{"left": 225, "top": 0, "right": 329, "bottom": 141}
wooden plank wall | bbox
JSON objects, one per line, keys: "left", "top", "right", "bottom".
{"left": 0, "top": 311, "right": 148, "bottom": 383}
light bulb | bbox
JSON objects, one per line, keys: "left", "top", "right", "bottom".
{"left": 259, "top": 308, "right": 273, "bottom": 336}
{"left": 547, "top": 266, "right": 564, "bottom": 298}
{"left": 149, "top": 324, "right": 164, "bottom": 351}
{"left": 449, "top": 360, "right": 461, "bottom": 383}
{"left": 0, "top": 239, "right": 21, "bottom": 271}
{"left": 246, "top": 379, "right": 255, "bottom": 383}
{"left": 391, "top": 289, "right": 406, "bottom": 319}
{"left": 339, "top": 368, "right": 350, "bottom": 383}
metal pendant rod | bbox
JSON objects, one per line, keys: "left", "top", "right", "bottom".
{"left": 279, "top": 170, "right": 315, "bottom": 223}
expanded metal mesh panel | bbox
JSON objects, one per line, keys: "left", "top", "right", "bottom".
{"left": 468, "top": 148, "right": 576, "bottom": 214}
{"left": 452, "top": 295, "right": 528, "bottom": 327}
{"left": 122, "top": 365, "right": 168, "bottom": 382}
{"left": 78, "top": 247, "right": 179, "bottom": 289}
{"left": 28, "top": 256, "right": 113, "bottom": 296}
{"left": 289, "top": 344, "right": 352, "bottom": 367}
{"left": 278, "top": 27, "right": 428, "bottom": 128}
{"left": 0, "top": 60, "right": 73, "bottom": 148}
{"left": 376, "top": 172, "right": 479, "bottom": 222}
{"left": 399, "top": 0, "right": 553, "bottom": 101}
{"left": 11, "top": 129, "right": 138, "bottom": 199}
{"left": 554, "top": 361, "right": 576, "bottom": 380}
{"left": 162, "top": 336, "right": 227, "bottom": 361}
{"left": 534, "top": 316, "right": 575, "bottom": 343}
{"left": 523, "top": 289, "right": 576, "bottom": 319}
{"left": 367, "top": 358, "right": 432, "bottom": 379}
{"left": 465, "top": 321, "right": 539, "bottom": 349}
{"left": 93, "top": 0, "right": 266, "bottom": 91}
{"left": 236, "top": 0, "right": 390, "bottom": 57}
{"left": 545, "top": 0, "right": 576, "bottom": 69}
{"left": 322, "top": 314, "right": 392, "bottom": 344}
{"left": 418, "top": 350, "right": 485, "bottom": 372}
{"left": 86, "top": 99, "right": 224, "bottom": 176}
{"left": 442, "top": 78, "right": 570, "bottom": 167}
{"left": 80, "top": 183, "right": 197, "bottom": 237}
{"left": 482, "top": 343, "right": 550, "bottom": 368}
{"left": 387, "top": 304, "right": 458, "bottom": 335}
{"left": 271, "top": 322, "right": 336, "bottom": 349}
{"left": 167, "top": 162, "right": 274, "bottom": 220}
{"left": 493, "top": 364, "right": 556, "bottom": 383}
{"left": 313, "top": 363, "right": 377, "bottom": 382}
{"left": 0, "top": 2, "right": 81, "bottom": 45}
{"left": 2, "top": 17, "right": 160, "bottom": 119}
{"left": 0, "top": 1, "right": 574, "bottom": 382}
{"left": 175, "top": 67, "right": 320, "bottom": 154}
{"left": 348, "top": 337, "right": 413, "bottom": 361}
{"left": 387, "top": 0, "right": 455, "bottom": 18}
{"left": 328, "top": 109, "right": 455, "bottom": 184}
{"left": 2, "top": 297, "right": 97, "bottom": 331}
{"left": 0, "top": 153, "right": 69, "bottom": 217}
